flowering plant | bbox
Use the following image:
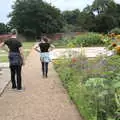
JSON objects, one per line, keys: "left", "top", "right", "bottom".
{"left": 115, "top": 46, "right": 120, "bottom": 55}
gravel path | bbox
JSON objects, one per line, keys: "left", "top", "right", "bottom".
{"left": 0, "top": 50, "right": 82, "bottom": 120}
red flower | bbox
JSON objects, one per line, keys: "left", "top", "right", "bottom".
{"left": 71, "top": 58, "right": 77, "bottom": 63}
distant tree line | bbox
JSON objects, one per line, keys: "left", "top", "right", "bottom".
{"left": 62, "top": 0, "right": 120, "bottom": 33}
{"left": 0, "top": 23, "right": 10, "bottom": 34}
{"left": 0, "top": 0, "right": 120, "bottom": 36}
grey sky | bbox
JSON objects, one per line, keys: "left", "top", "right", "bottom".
{"left": 0, "top": 0, "right": 120, "bottom": 23}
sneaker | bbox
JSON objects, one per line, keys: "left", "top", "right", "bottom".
{"left": 17, "top": 89, "right": 24, "bottom": 92}
{"left": 17, "top": 87, "right": 25, "bottom": 91}
{"left": 45, "top": 74, "right": 48, "bottom": 78}
{"left": 12, "top": 86, "right": 17, "bottom": 89}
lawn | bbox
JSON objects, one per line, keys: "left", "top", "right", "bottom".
{"left": 0, "top": 42, "right": 35, "bottom": 62}
{"left": 22, "top": 42, "right": 35, "bottom": 49}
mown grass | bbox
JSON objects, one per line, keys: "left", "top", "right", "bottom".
{"left": 22, "top": 42, "right": 35, "bottom": 49}
{"left": 0, "top": 56, "right": 8, "bottom": 62}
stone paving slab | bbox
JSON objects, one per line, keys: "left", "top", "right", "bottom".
{"left": 0, "top": 68, "right": 10, "bottom": 96}
{"left": 50, "top": 47, "right": 112, "bottom": 59}
{"left": 0, "top": 63, "right": 9, "bottom": 68}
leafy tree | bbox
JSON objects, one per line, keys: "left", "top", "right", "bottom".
{"left": 62, "top": 9, "right": 80, "bottom": 25}
{"left": 78, "top": 9, "right": 96, "bottom": 32}
{"left": 81, "top": 0, "right": 120, "bottom": 33}
{"left": 105, "top": 3, "right": 120, "bottom": 27}
{"left": 95, "top": 14, "right": 118, "bottom": 33}
{"left": 9, "top": 0, "right": 64, "bottom": 37}
{"left": 110, "top": 27, "right": 120, "bottom": 34}
{"left": 92, "top": 0, "right": 115, "bottom": 15}
{"left": 62, "top": 0, "right": 120, "bottom": 33}
{"left": 0, "top": 23, "right": 8, "bottom": 34}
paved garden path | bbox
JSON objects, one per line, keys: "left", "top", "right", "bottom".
{"left": 0, "top": 49, "right": 82, "bottom": 120}
{"left": 50, "top": 47, "right": 112, "bottom": 59}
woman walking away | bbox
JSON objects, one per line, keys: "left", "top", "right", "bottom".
{"left": 0, "top": 30, "right": 24, "bottom": 91}
{"left": 34, "top": 36, "right": 55, "bottom": 78}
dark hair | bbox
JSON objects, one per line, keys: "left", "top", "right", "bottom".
{"left": 43, "top": 37, "right": 48, "bottom": 43}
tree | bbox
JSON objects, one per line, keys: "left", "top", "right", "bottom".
{"left": 0, "top": 23, "right": 8, "bottom": 34}
{"left": 93, "top": 2, "right": 120, "bottom": 32}
{"left": 95, "top": 14, "right": 117, "bottom": 32}
{"left": 62, "top": 9, "right": 83, "bottom": 32}
{"left": 9, "top": 0, "right": 64, "bottom": 37}
{"left": 92, "top": 0, "right": 115, "bottom": 15}
{"left": 62, "top": 9, "right": 80, "bottom": 25}
{"left": 82, "top": 0, "right": 120, "bottom": 33}
{"left": 78, "top": 6, "right": 96, "bottom": 32}
{"left": 105, "top": 3, "right": 120, "bottom": 27}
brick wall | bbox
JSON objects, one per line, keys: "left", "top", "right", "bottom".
{"left": 44, "top": 32, "right": 82, "bottom": 41}
{"left": 0, "top": 34, "right": 11, "bottom": 42}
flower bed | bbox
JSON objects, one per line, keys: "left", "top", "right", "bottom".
{"left": 53, "top": 54, "right": 120, "bottom": 120}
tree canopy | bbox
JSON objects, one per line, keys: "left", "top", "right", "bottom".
{"left": 9, "top": 0, "right": 64, "bottom": 36}
{"left": 8, "top": 0, "right": 120, "bottom": 35}
{"left": 0, "top": 23, "right": 10, "bottom": 34}
{"left": 62, "top": 0, "right": 120, "bottom": 33}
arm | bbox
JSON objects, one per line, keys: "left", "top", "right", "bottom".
{"left": 49, "top": 44, "right": 55, "bottom": 51}
{"left": 34, "top": 44, "right": 41, "bottom": 52}
{"left": 19, "top": 47, "right": 25, "bottom": 65}
{"left": 0, "top": 42, "right": 4, "bottom": 48}
{"left": 0, "top": 42, "right": 9, "bottom": 52}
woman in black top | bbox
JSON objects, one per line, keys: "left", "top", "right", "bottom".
{"left": 0, "top": 32, "right": 24, "bottom": 90}
{"left": 34, "top": 36, "right": 54, "bottom": 78}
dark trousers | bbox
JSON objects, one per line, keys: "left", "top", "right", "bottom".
{"left": 10, "top": 65, "right": 22, "bottom": 89}
{"left": 41, "top": 62, "right": 48, "bottom": 77}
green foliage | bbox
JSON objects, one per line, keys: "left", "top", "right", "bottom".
{"left": 62, "top": 9, "right": 80, "bottom": 25}
{"left": 53, "top": 33, "right": 105, "bottom": 48}
{"left": 71, "top": 32, "right": 104, "bottom": 47}
{"left": 92, "top": 0, "right": 115, "bottom": 15}
{"left": 110, "top": 28, "right": 120, "bottom": 35}
{"left": 66, "top": 42, "right": 76, "bottom": 48}
{"left": 9, "top": 0, "right": 64, "bottom": 37}
{"left": 0, "top": 23, "right": 9, "bottom": 34}
{"left": 61, "top": 0, "right": 120, "bottom": 33}
{"left": 102, "top": 36, "right": 112, "bottom": 46}
{"left": 53, "top": 53, "right": 120, "bottom": 120}
{"left": 95, "top": 14, "right": 118, "bottom": 33}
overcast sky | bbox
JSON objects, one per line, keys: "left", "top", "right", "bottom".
{"left": 0, "top": 0, "right": 120, "bottom": 23}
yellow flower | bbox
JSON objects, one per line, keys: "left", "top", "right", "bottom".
{"left": 115, "top": 46, "right": 120, "bottom": 55}
{"left": 112, "top": 43, "right": 117, "bottom": 47}
{"left": 115, "top": 35, "right": 120, "bottom": 39}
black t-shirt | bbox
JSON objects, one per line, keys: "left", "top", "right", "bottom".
{"left": 4, "top": 38, "right": 22, "bottom": 52}
{"left": 39, "top": 43, "right": 50, "bottom": 52}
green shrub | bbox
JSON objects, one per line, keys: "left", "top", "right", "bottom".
{"left": 110, "top": 28, "right": 120, "bottom": 35}
{"left": 53, "top": 37, "right": 70, "bottom": 48}
{"left": 53, "top": 32, "right": 105, "bottom": 48}
{"left": 71, "top": 32, "right": 104, "bottom": 47}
